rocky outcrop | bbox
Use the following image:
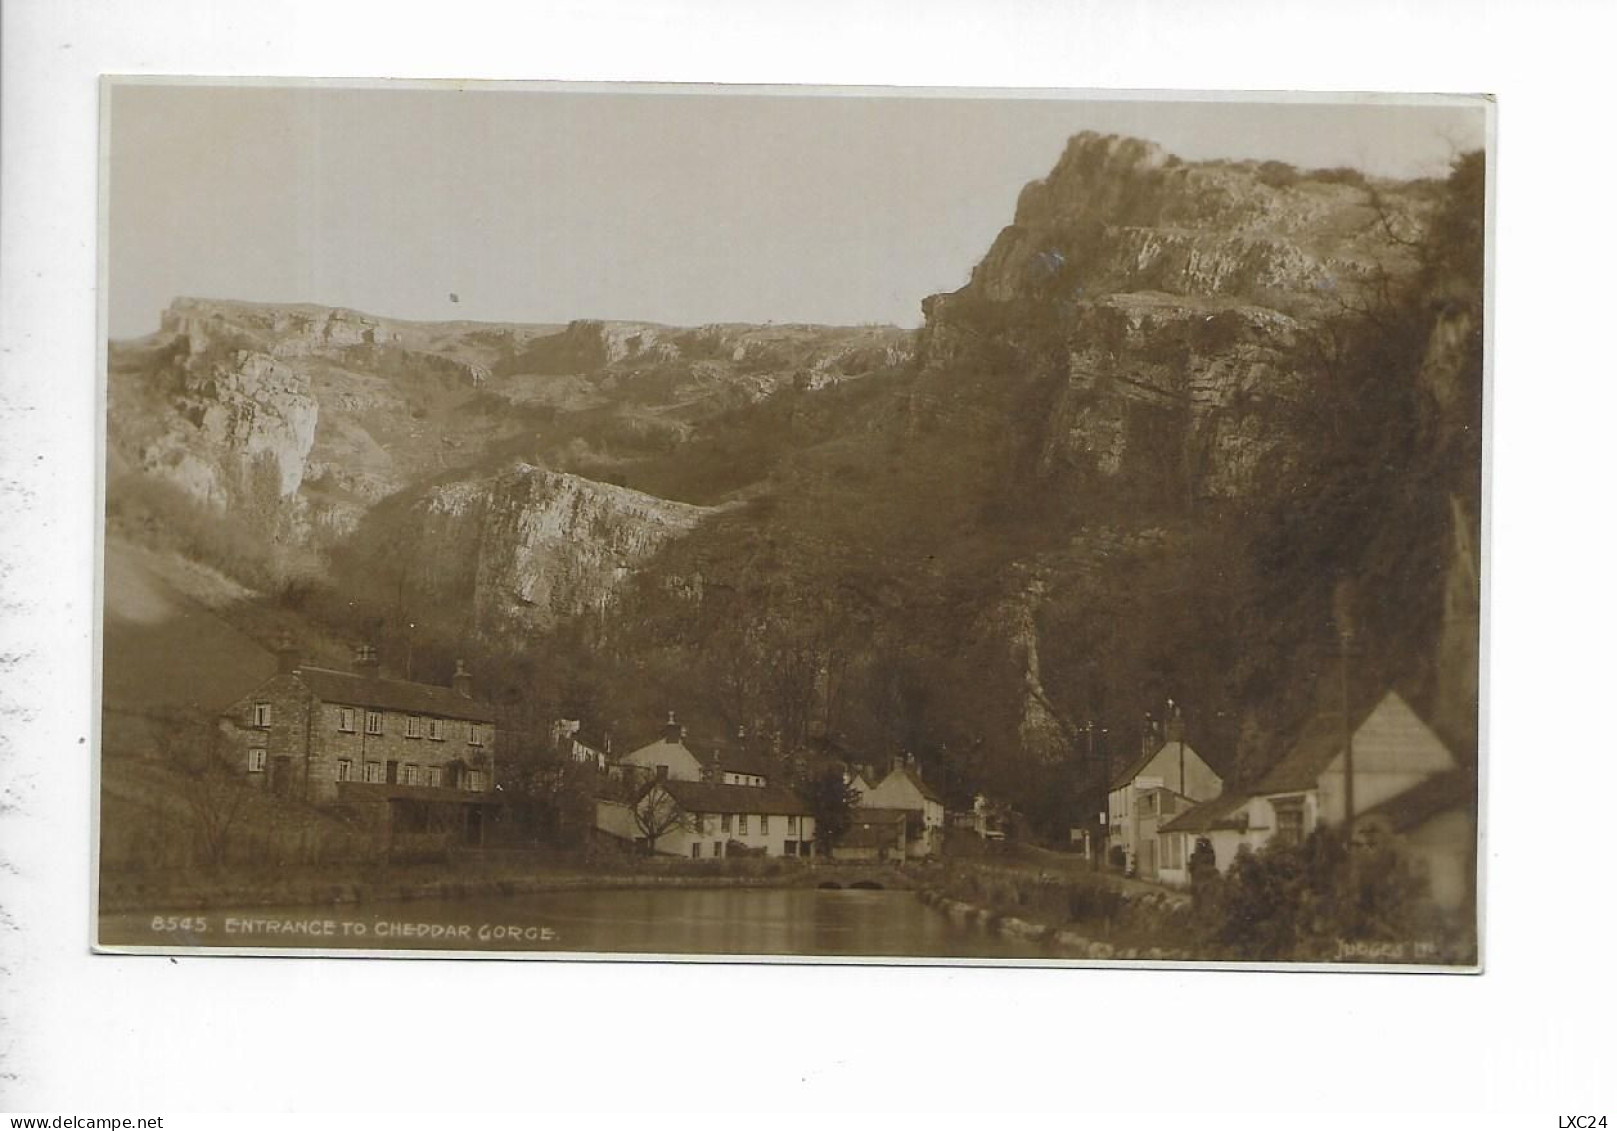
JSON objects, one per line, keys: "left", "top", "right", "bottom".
{"left": 133, "top": 348, "right": 319, "bottom": 510}
{"left": 404, "top": 465, "right": 715, "bottom": 633}
{"left": 920, "top": 133, "right": 1433, "bottom": 505}
{"left": 162, "top": 297, "right": 402, "bottom": 358}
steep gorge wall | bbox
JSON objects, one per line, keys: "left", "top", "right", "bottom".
{"left": 374, "top": 465, "right": 715, "bottom": 635}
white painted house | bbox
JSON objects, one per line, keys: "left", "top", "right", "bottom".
{"left": 595, "top": 780, "right": 816, "bottom": 858}
{"left": 614, "top": 713, "right": 775, "bottom": 787}
{"left": 1156, "top": 691, "right": 1462, "bottom": 888}
{"left": 614, "top": 713, "right": 706, "bottom": 783}
{"left": 1106, "top": 706, "right": 1223, "bottom": 880}
{"left": 859, "top": 759, "right": 945, "bottom": 858}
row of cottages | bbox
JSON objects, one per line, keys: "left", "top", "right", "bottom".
{"left": 1106, "top": 703, "right": 1225, "bottom": 881}
{"left": 594, "top": 714, "right": 817, "bottom": 858}
{"left": 220, "top": 640, "right": 499, "bottom": 847}
{"left": 838, "top": 756, "right": 946, "bottom": 861}
{"left": 1155, "top": 691, "right": 1474, "bottom": 911}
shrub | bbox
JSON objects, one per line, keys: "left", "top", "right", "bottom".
{"left": 1211, "top": 826, "right": 1432, "bottom": 961}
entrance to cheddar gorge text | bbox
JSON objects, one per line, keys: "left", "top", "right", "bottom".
{"left": 100, "top": 887, "right": 1046, "bottom": 958}
{"left": 124, "top": 913, "right": 559, "bottom": 949}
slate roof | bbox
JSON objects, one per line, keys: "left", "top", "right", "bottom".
{"left": 1250, "top": 692, "right": 1415, "bottom": 796}
{"left": 659, "top": 779, "right": 813, "bottom": 817}
{"left": 294, "top": 666, "right": 498, "bottom": 723}
{"left": 1159, "top": 792, "right": 1256, "bottom": 835}
{"left": 698, "top": 743, "right": 775, "bottom": 780}
{"left": 1356, "top": 771, "right": 1475, "bottom": 833}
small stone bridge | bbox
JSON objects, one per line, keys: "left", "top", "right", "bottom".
{"left": 794, "top": 864, "right": 920, "bottom": 892}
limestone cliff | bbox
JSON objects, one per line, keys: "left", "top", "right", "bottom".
{"left": 920, "top": 132, "right": 1434, "bottom": 503}
{"left": 374, "top": 464, "right": 714, "bottom": 635}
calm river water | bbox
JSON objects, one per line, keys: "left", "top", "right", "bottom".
{"left": 100, "top": 886, "right": 1050, "bottom": 959}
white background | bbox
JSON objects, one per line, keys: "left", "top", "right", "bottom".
{"left": 3, "top": 0, "right": 1614, "bottom": 1119}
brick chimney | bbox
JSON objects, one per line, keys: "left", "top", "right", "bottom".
{"left": 352, "top": 643, "right": 380, "bottom": 679}
{"left": 664, "top": 711, "right": 681, "bottom": 745}
{"left": 451, "top": 659, "right": 472, "bottom": 698}
{"left": 274, "top": 632, "right": 300, "bottom": 675}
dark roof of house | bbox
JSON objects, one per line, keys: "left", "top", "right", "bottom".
{"left": 1251, "top": 693, "right": 1417, "bottom": 796}
{"left": 697, "top": 743, "right": 775, "bottom": 780}
{"left": 1356, "top": 771, "right": 1475, "bottom": 833}
{"left": 1251, "top": 716, "right": 1350, "bottom": 794}
{"left": 1159, "top": 792, "right": 1254, "bottom": 835}
{"left": 294, "top": 666, "right": 498, "bottom": 723}
{"left": 1248, "top": 689, "right": 1451, "bottom": 798}
{"left": 659, "top": 779, "right": 813, "bottom": 817}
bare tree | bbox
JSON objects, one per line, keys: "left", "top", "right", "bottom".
{"left": 630, "top": 782, "right": 690, "bottom": 856}
{"left": 158, "top": 710, "right": 254, "bottom": 869}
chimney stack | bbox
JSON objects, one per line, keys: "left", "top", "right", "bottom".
{"left": 451, "top": 659, "right": 472, "bottom": 698}
{"left": 664, "top": 711, "right": 681, "bottom": 745}
{"left": 275, "top": 632, "right": 300, "bottom": 675}
{"left": 1164, "top": 699, "right": 1185, "bottom": 745}
{"left": 1142, "top": 712, "right": 1159, "bottom": 757}
{"left": 353, "top": 643, "right": 380, "bottom": 679}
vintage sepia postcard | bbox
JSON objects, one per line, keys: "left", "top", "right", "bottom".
{"left": 96, "top": 78, "right": 1489, "bottom": 968}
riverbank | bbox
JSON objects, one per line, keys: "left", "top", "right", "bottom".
{"left": 916, "top": 886, "right": 1197, "bottom": 961}
{"left": 921, "top": 858, "right": 1211, "bottom": 960}
{"left": 98, "top": 853, "right": 922, "bottom": 914}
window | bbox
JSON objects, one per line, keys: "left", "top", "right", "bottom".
{"left": 1275, "top": 801, "right": 1305, "bottom": 847}
{"left": 1164, "top": 835, "right": 1182, "bottom": 870}
{"left": 402, "top": 764, "right": 419, "bottom": 786}
{"left": 465, "top": 770, "right": 485, "bottom": 792}
{"left": 738, "top": 814, "right": 749, "bottom": 835}
{"left": 787, "top": 816, "right": 799, "bottom": 837}
{"left": 252, "top": 703, "right": 272, "bottom": 728}
{"left": 691, "top": 843, "right": 701, "bottom": 859}
{"left": 405, "top": 716, "right": 421, "bottom": 739}
{"left": 468, "top": 723, "right": 484, "bottom": 747}
{"left": 335, "top": 759, "right": 352, "bottom": 782}
{"left": 338, "top": 707, "right": 356, "bottom": 733}
{"left": 426, "top": 766, "right": 444, "bottom": 788}
{"left": 721, "top": 814, "right": 732, "bottom": 834}
{"left": 759, "top": 814, "right": 769, "bottom": 835}
{"left": 247, "top": 748, "right": 267, "bottom": 773}
{"left": 365, "top": 710, "right": 383, "bottom": 736}
{"left": 655, "top": 764, "right": 669, "bottom": 780}
{"left": 428, "top": 718, "right": 445, "bottom": 742}
{"left": 363, "top": 761, "right": 383, "bottom": 783}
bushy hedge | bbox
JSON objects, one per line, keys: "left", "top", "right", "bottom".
{"left": 1189, "top": 826, "right": 1456, "bottom": 962}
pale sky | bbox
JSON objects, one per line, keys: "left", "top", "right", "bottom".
{"left": 107, "top": 82, "right": 1487, "bottom": 338}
